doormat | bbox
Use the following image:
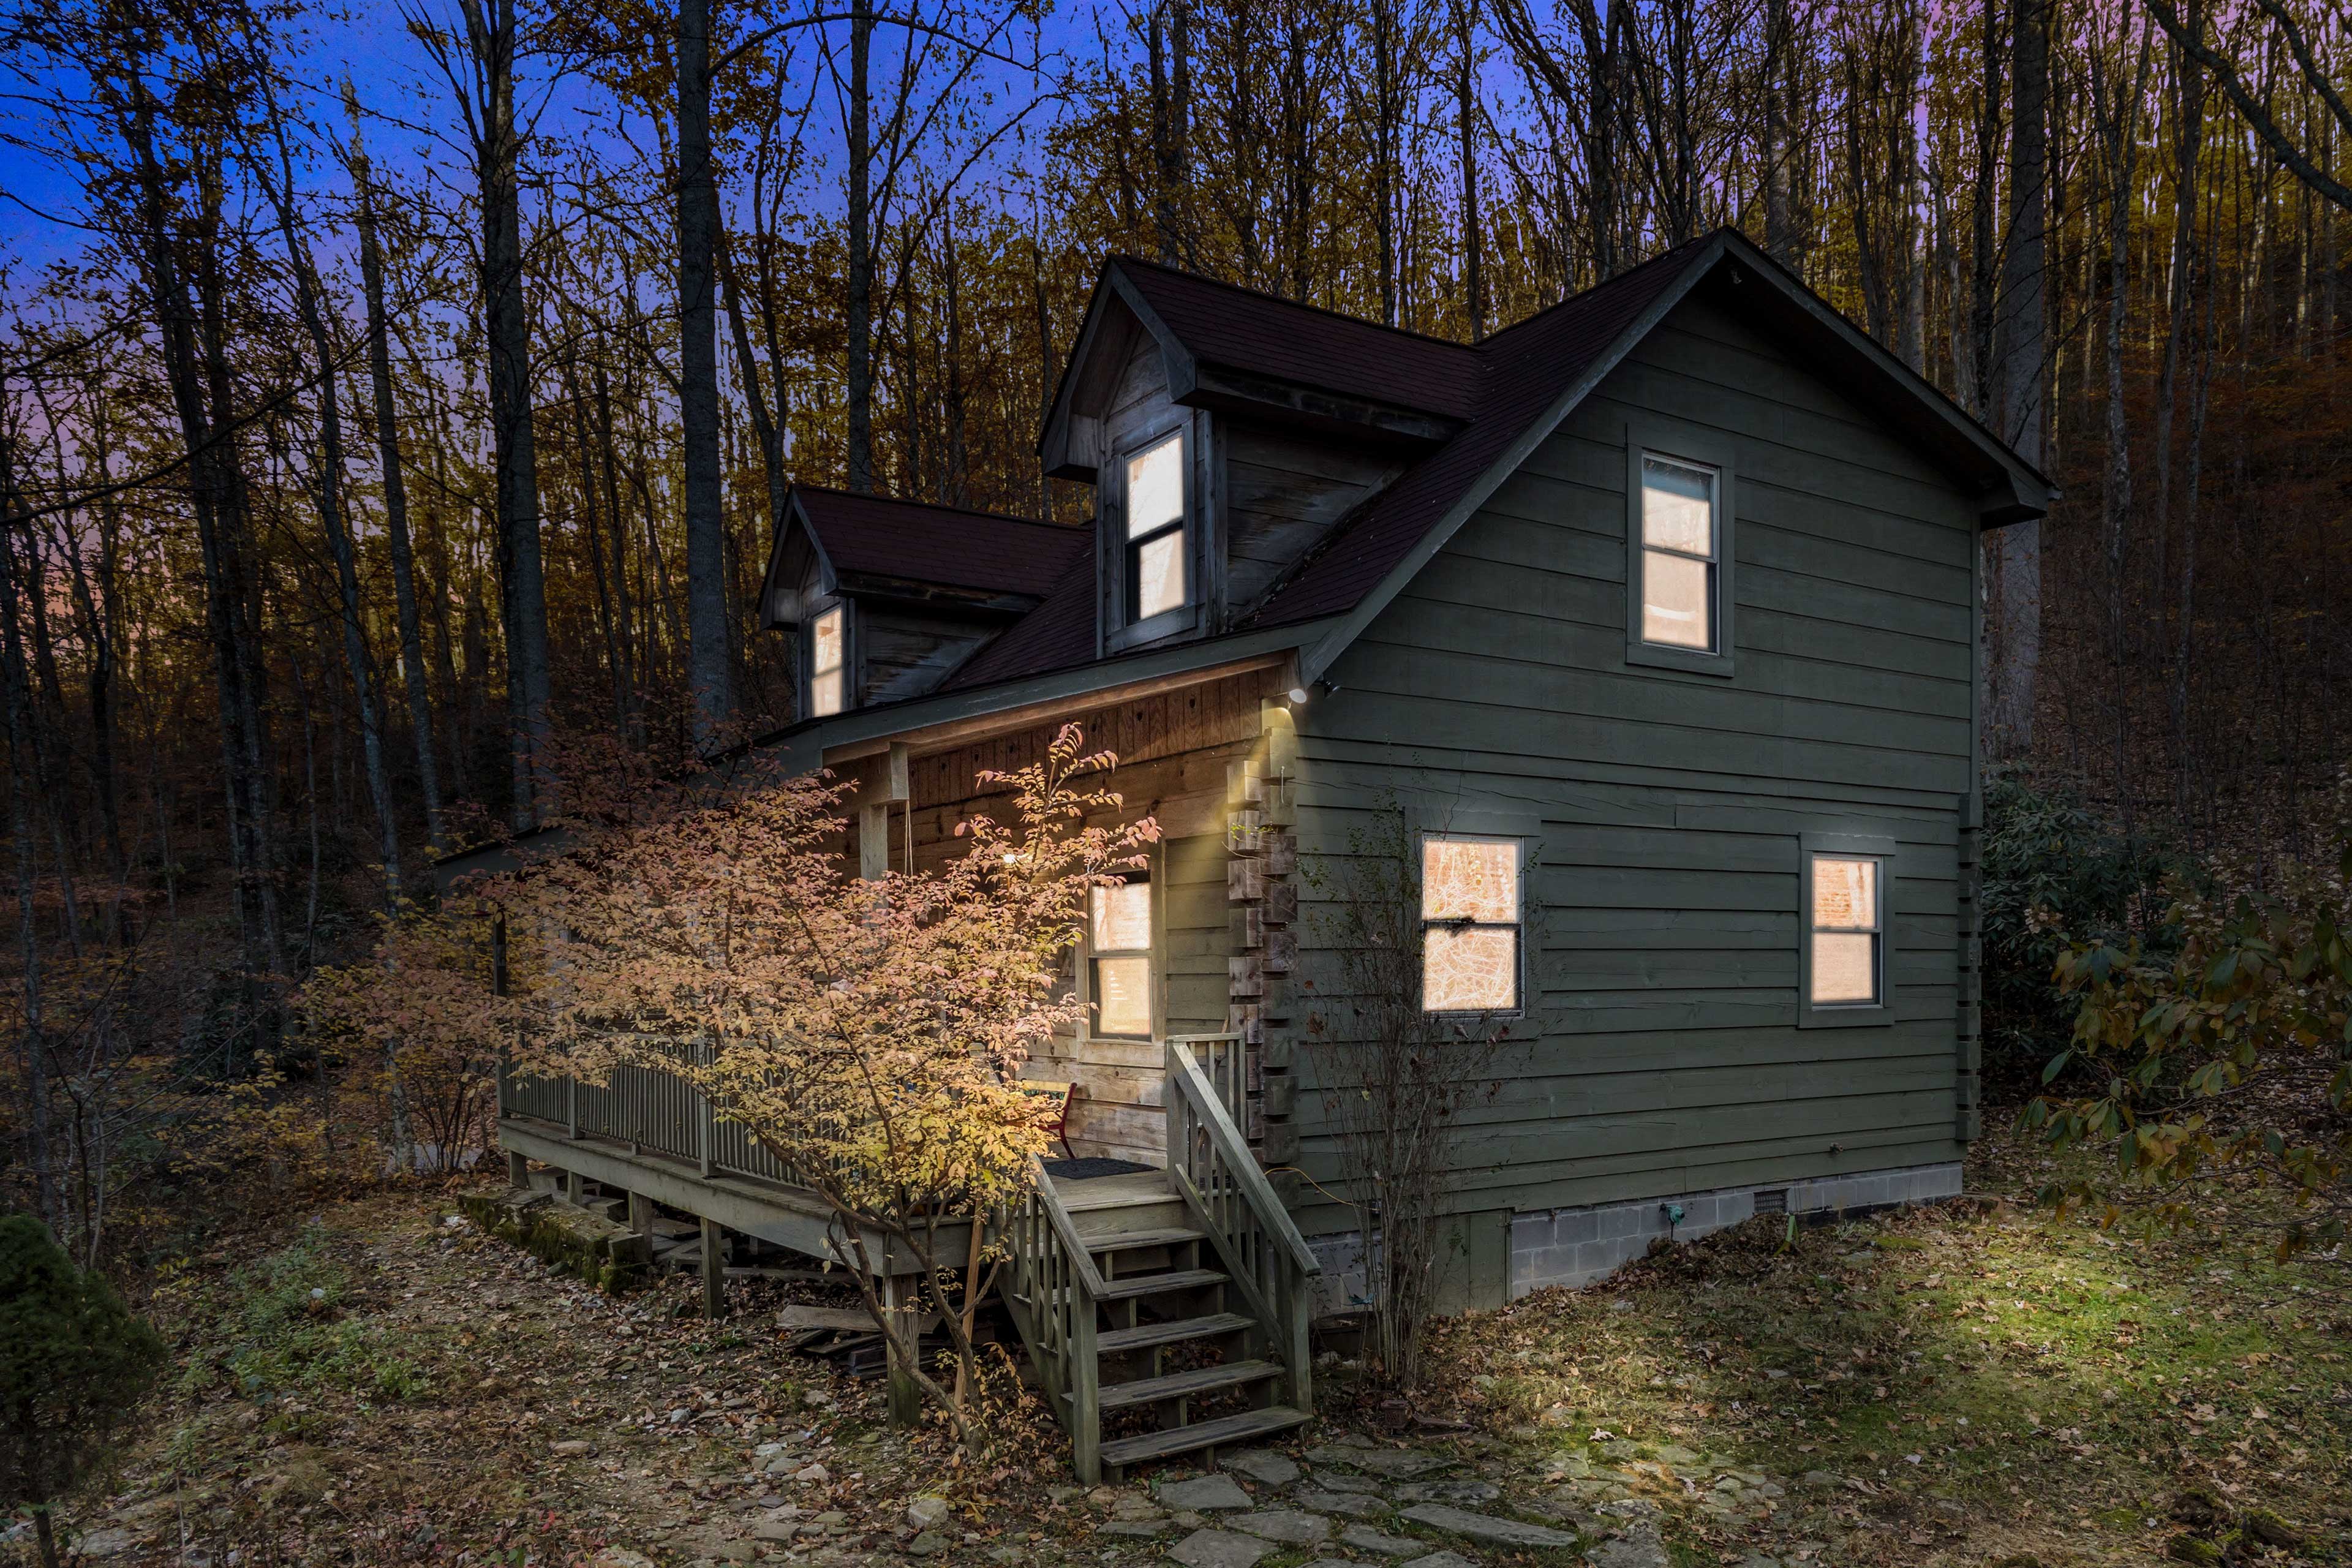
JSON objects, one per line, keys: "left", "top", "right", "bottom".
{"left": 1042, "top": 1157, "right": 1156, "bottom": 1181}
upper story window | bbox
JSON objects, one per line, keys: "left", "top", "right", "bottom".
{"left": 1088, "top": 879, "right": 1153, "bottom": 1038}
{"left": 1638, "top": 454, "right": 1719, "bottom": 651}
{"left": 1420, "top": 835, "right": 1522, "bottom": 1014}
{"left": 1126, "top": 432, "right": 1187, "bottom": 622}
{"left": 809, "top": 603, "right": 848, "bottom": 717}
{"left": 1624, "top": 423, "right": 1736, "bottom": 676}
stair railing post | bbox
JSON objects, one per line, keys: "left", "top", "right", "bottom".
{"left": 1069, "top": 1279, "right": 1100, "bottom": 1483}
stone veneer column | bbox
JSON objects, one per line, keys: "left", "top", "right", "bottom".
{"left": 1226, "top": 699, "right": 1301, "bottom": 1169}
{"left": 1955, "top": 791, "right": 1983, "bottom": 1142}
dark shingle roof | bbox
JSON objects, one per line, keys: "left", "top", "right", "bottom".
{"left": 794, "top": 486, "right": 1088, "bottom": 600}
{"left": 1113, "top": 257, "right": 1484, "bottom": 421}
{"left": 935, "top": 546, "right": 1100, "bottom": 692}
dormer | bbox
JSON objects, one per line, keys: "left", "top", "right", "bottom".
{"left": 760, "top": 486, "right": 1090, "bottom": 715}
{"left": 1039, "top": 258, "right": 1482, "bottom": 655}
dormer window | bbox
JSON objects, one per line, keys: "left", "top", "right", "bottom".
{"left": 809, "top": 603, "right": 848, "bottom": 717}
{"left": 1126, "top": 432, "right": 1187, "bottom": 622}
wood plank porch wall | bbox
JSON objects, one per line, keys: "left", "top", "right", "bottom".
{"left": 863, "top": 669, "right": 1272, "bottom": 1166}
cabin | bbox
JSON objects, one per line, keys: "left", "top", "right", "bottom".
{"left": 458, "top": 228, "right": 2053, "bottom": 1480}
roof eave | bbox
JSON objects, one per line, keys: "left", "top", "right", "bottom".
{"left": 763, "top": 616, "right": 1341, "bottom": 775}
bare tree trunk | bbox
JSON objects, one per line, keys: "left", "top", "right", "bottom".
{"left": 943, "top": 225, "right": 970, "bottom": 503}
{"left": 116, "top": 78, "right": 282, "bottom": 1017}
{"left": 458, "top": 0, "right": 551, "bottom": 829}
{"left": 261, "top": 119, "right": 404, "bottom": 903}
{"left": 2173, "top": 254, "right": 2218, "bottom": 821}
{"left": 676, "top": 0, "right": 733, "bottom": 744}
{"left": 2089, "top": 19, "right": 2155, "bottom": 830}
{"left": 1151, "top": 1, "right": 1193, "bottom": 267}
{"left": 2152, "top": 4, "right": 2206, "bottom": 625}
{"left": 1455, "top": 0, "right": 1484, "bottom": 339}
{"left": 1764, "top": 0, "right": 1794, "bottom": 263}
{"left": 847, "top": 0, "right": 876, "bottom": 493}
{"left": 1988, "top": 0, "right": 2046, "bottom": 761}
{"left": 590, "top": 358, "right": 641, "bottom": 738}
{"left": 349, "top": 126, "right": 448, "bottom": 855}
{"left": 0, "top": 437, "right": 62, "bottom": 1235}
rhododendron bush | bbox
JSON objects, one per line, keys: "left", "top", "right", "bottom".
{"left": 318, "top": 725, "right": 1155, "bottom": 1438}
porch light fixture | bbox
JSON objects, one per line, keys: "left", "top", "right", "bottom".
{"left": 1286, "top": 685, "right": 1310, "bottom": 705}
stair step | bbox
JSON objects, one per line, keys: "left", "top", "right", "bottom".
{"left": 1098, "top": 1404, "right": 1313, "bottom": 1469}
{"left": 1096, "top": 1311, "right": 1255, "bottom": 1355}
{"left": 1095, "top": 1267, "right": 1229, "bottom": 1301}
{"left": 1084, "top": 1227, "right": 1205, "bottom": 1253}
{"left": 1091, "top": 1358, "right": 1284, "bottom": 1411}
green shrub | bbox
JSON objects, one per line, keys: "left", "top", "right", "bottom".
{"left": 0, "top": 1216, "right": 167, "bottom": 1568}
{"left": 1978, "top": 770, "right": 2189, "bottom": 1087}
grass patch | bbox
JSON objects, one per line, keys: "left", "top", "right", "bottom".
{"left": 175, "top": 1224, "right": 449, "bottom": 1408}
{"left": 1422, "top": 1137, "right": 2351, "bottom": 1562}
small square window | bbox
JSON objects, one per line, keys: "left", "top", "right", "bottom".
{"left": 1088, "top": 881, "right": 1153, "bottom": 1038}
{"left": 1640, "top": 455, "right": 1719, "bottom": 652}
{"left": 809, "top": 605, "right": 846, "bottom": 717}
{"left": 1420, "top": 836, "right": 1521, "bottom": 1012}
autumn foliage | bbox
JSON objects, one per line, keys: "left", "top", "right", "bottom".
{"left": 309, "top": 725, "right": 1156, "bottom": 1438}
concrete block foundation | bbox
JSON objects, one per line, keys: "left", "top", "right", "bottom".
{"left": 1504, "top": 1161, "right": 1964, "bottom": 1295}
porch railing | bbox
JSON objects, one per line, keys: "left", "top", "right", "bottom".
{"left": 1164, "top": 1036, "right": 1319, "bottom": 1412}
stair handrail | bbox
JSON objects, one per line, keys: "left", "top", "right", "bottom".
{"left": 999, "top": 1153, "right": 1106, "bottom": 1479}
{"left": 1165, "top": 1039, "right": 1320, "bottom": 1279}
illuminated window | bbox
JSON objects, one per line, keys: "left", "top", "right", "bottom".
{"left": 809, "top": 604, "right": 846, "bottom": 717}
{"left": 1089, "top": 880, "right": 1153, "bottom": 1038}
{"left": 1806, "top": 853, "right": 1882, "bottom": 1007}
{"left": 1420, "top": 836, "right": 1521, "bottom": 1013}
{"left": 1639, "top": 454, "right": 1719, "bottom": 652}
{"left": 1125, "top": 432, "right": 1186, "bottom": 622}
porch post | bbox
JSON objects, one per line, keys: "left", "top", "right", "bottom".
{"left": 880, "top": 1268, "right": 923, "bottom": 1428}
{"left": 699, "top": 1216, "right": 726, "bottom": 1318}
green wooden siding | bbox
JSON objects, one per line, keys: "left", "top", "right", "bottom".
{"left": 1288, "top": 291, "right": 1975, "bottom": 1231}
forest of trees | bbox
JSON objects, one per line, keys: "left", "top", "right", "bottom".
{"left": 0, "top": 0, "right": 2346, "bottom": 1260}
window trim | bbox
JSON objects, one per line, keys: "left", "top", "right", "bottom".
{"left": 1081, "top": 870, "right": 1158, "bottom": 1041}
{"left": 1798, "top": 831, "right": 1896, "bottom": 1028}
{"left": 1624, "top": 418, "right": 1737, "bottom": 677}
{"left": 1417, "top": 831, "right": 1528, "bottom": 1018}
{"left": 1103, "top": 413, "right": 1204, "bottom": 654}
{"left": 805, "top": 599, "right": 852, "bottom": 718}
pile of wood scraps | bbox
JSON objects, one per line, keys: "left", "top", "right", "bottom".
{"left": 774, "top": 1303, "right": 947, "bottom": 1378}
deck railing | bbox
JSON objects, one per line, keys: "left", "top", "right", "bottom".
{"left": 499, "top": 1043, "right": 804, "bottom": 1188}
{"left": 1164, "top": 1036, "right": 1319, "bottom": 1412}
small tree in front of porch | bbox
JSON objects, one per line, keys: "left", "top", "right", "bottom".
{"left": 489, "top": 725, "right": 1156, "bottom": 1446}
{"left": 1303, "top": 799, "right": 1507, "bottom": 1392}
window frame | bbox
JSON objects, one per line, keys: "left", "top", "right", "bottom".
{"left": 1416, "top": 831, "right": 1528, "bottom": 1019}
{"left": 1103, "top": 413, "right": 1203, "bottom": 652}
{"left": 1624, "top": 418, "right": 1737, "bottom": 677}
{"left": 1798, "top": 831, "right": 1896, "bottom": 1028}
{"left": 805, "top": 599, "right": 852, "bottom": 718}
{"left": 1081, "top": 872, "right": 1158, "bottom": 1041}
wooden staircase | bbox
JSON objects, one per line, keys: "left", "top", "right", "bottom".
{"left": 1001, "top": 1037, "right": 1321, "bottom": 1481}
